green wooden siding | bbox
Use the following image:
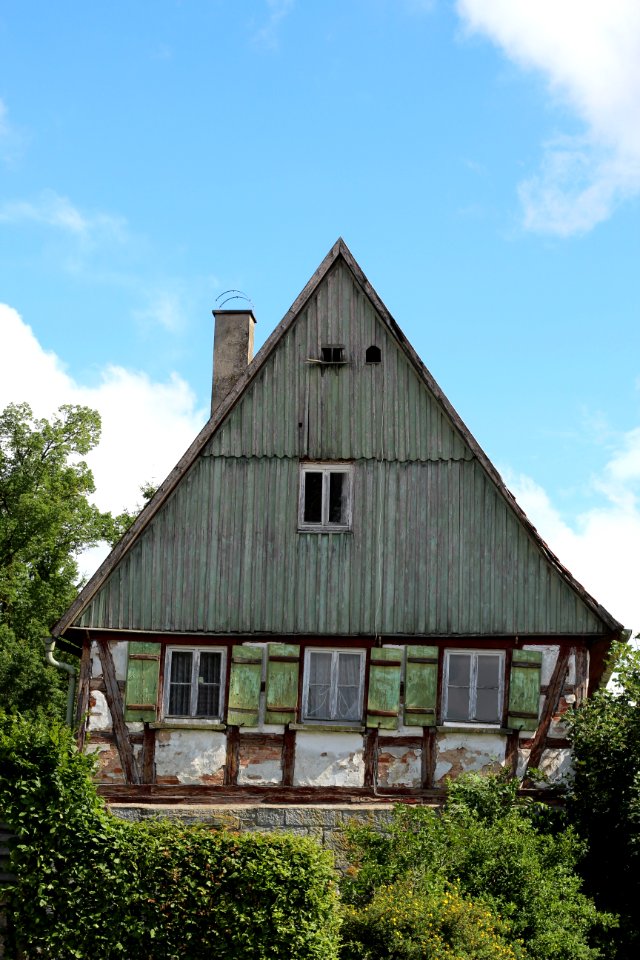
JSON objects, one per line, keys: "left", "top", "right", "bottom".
{"left": 77, "top": 457, "right": 606, "bottom": 636}
{"left": 75, "top": 259, "right": 608, "bottom": 638}
{"left": 206, "top": 262, "right": 470, "bottom": 463}
{"left": 507, "top": 650, "right": 543, "bottom": 731}
{"left": 404, "top": 645, "right": 439, "bottom": 726}
{"left": 124, "top": 641, "right": 160, "bottom": 722}
{"left": 367, "top": 648, "right": 402, "bottom": 729}
{"left": 227, "top": 645, "right": 262, "bottom": 727}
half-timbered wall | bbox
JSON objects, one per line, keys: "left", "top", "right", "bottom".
{"left": 85, "top": 637, "right": 582, "bottom": 793}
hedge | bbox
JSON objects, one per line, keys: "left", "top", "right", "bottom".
{"left": 0, "top": 715, "right": 340, "bottom": 960}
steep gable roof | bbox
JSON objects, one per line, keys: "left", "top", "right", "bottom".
{"left": 53, "top": 239, "right": 623, "bottom": 643}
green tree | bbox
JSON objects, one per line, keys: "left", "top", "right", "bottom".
{"left": 0, "top": 402, "right": 133, "bottom": 718}
{"left": 566, "top": 640, "right": 640, "bottom": 959}
{"left": 342, "top": 772, "right": 614, "bottom": 960}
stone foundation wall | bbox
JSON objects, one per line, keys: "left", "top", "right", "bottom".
{"left": 110, "top": 802, "right": 400, "bottom": 867}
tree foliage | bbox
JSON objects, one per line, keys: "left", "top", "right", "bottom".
{"left": 342, "top": 772, "right": 615, "bottom": 960}
{"left": 566, "top": 640, "right": 640, "bottom": 959}
{"left": 0, "top": 713, "right": 341, "bottom": 960}
{"left": 0, "top": 402, "right": 134, "bottom": 718}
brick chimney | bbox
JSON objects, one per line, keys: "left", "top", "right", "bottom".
{"left": 211, "top": 309, "right": 256, "bottom": 417}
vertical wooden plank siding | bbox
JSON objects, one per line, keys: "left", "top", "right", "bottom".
{"left": 75, "top": 259, "right": 607, "bottom": 639}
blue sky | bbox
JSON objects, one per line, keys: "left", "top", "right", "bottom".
{"left": 1, "top": 1, "right": 639, "bottom": 631}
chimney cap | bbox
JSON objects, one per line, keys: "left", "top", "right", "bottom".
{"left": 212, "top": 308, "right": 257, "bottom": 323}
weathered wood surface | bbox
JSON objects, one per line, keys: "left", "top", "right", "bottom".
{"left": 97, "top": 638, "right": 140, "bottom": 785}
{"left": 525, "top": 647, "right": 571, "bottom": 775}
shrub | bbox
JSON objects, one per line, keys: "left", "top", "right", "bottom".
{"left": 566, "top": 640, "right": 640, "bottom": 959}
{"left": 0, "top": 714, "right": 340, "bottom": 960}
{"left": 341, "top": 880, "right": 527, "bottom": 960}
{"left": 342, "top": 772, "right": 615, "bottom": 960}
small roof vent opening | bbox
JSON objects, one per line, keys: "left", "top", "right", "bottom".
{"left": 366, "top": 345, "right": 381, "bottom": 363}
{"left": 321, "top": 345, "right": 345, "bottom": 363}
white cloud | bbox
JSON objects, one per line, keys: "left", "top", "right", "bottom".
{"left": 133, "top": 291, "right": 188, "bottom": 334}
{"left": 505, "top": 435, "right": 640, "bottom": 635}
{"left": 0, "top": 304, "right": 207, "bottom": 575}
{"left": 252, "top": 0, "right": 295, "bottom": 50}
{"left": 0, "top": 189, "right": 127, "bottom": 242}
{"left": 456, "top": 0, "right": 640, "bottom": 234}
{"left": 0, "top": 97, "right": 24, "bottom": 165}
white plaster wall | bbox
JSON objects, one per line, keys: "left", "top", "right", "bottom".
{"left": 524, "top": 644, "right": 559, "bottom": 686}
{"left": 294, "top": 732, "right": 365, "bottom": 787}
{"left": 155, "top": 730, "right": 227, "bottom": 785}
{"left": 539, "top": 747, "right": 572, "bottom": 782}
{"left": 435, "top": 732, "right": 505, "bottom": 783}
{"left": 238, "top": 759, "right": 282, "bottom": 786}
{"left": 90, "top": 639, "right": 129, "bottom": 682}
{"left": 87, "top": 690, "right": 111, "bottom": 731}
{"left": 524, "top": 644, "right": 575, "bottom": 686}
{"left": 517, "top": 746, "right": 572, "bottom": 783}
{"left": 378, "top": 745, "right": 422, "bottom": 787}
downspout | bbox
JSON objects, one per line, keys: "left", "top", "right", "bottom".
{"left": 45, "top": 638, "right": 77, "bottom": 727}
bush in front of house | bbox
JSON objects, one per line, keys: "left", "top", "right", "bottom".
{"left": 340, "top": 771, "right": 616, "bottom": 960}
{"left": 565, "top": 640, "right": 640, "bottom": 960}
{"left": 340, "top": 879, "right": 527, "bottom": 960}
{"left": 0, "top": 713, "right": 340, "bottom": 960}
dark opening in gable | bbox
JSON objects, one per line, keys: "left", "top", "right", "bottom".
{"left": 365, "top": 345, "right": 381, "bottom": 363}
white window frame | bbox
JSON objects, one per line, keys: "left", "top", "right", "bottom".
{"left": 163, "top": 646, "right": 226, "bottom": 720}
{"left": 302, "top": 648, "right": 365, "bottom": 724}
{"left": 442, "top": 649, "right": 505, "bottom": 726}
{"left": 298, "top": 463, "right": 353, "bottom": 532}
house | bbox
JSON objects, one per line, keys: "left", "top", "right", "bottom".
{"left": 52, "top": 238, "right": 623, "bottom": 803}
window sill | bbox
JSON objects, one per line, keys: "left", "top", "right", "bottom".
{"left": 297, "top": 526, "right": 352, "bottom": 534}
{"left": 291, "top": 723, "right": 365, "bottom": 734}
{"left": 437, "top": 724, "right": 511, "bottom": 736}
{"left": 151, "top": 720, "right": 226, "bottom": 731}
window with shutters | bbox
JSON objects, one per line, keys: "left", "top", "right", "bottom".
{"left": 164, "top": 647, "right": 226, "bottom": 719}
{"left": 443, "top": 650, "right": 504, "bottom": 725}
{"left": 303, "top": 649, "right": 365, "bottom": 723}
{"left": 298, "top": 463, "right": 352, "bottom": 532}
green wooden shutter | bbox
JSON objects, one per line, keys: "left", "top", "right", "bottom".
{"left": 125, "top": 642, "right": 161, "bottom": 722}
{"left": 366, "top": 648, "right": 402, "bottom": 730}
{"left": 227, "top": 645, "right": 263, "bottom": 727}
{"left": 404, "top": 645, "right": 439, "bottom": 727}
{"left": 508, "top": 650, "right": 543, "bottom": 731}
{"left": 265, "top": 644, "right": 300, "bottom": 725}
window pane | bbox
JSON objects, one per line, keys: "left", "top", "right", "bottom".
{"left": 475, "top": 688, "right": 501, "bottom": 723}
{"left": 447, "top": 686, "right": 470, "bottom": 720}
{"left": 303, "top": 472, "right": 322, "bottom": 523}
{"left": 448, "top": 654, "right": 471, "bottom": 686}
{"left": 196, "top": 652, "right": 222, "bottom": 717}
{"left": 336, "top": 653, "right": 361, "bottom": 720}
{"left": 328, "top": 473, "right": 345, "bottom": 524}
{"left": 168, "top": 651, "right": 193, "bottom": 715}
{"left": 307, "top": 652, "right": 332, "bottom": 719}
{"left": 477, "top": 655, "right": 500, "bottom": 689}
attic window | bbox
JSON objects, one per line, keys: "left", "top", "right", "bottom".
{"left": 299, "top": 463, "right": 352, "bottom": 531}
{"left": 365, "top": 345, "right": 381, "bottom": 363}
{"left": 321, "top": 345, "right": 345, "bottom": 363}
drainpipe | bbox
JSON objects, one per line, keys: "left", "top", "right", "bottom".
{"left": 45, "top": 638, "right": 77, "bottom": 727}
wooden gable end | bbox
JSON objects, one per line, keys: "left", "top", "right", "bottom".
{"left": 205, "top": 259, "right": 471, "bottom": 463}
{"left": 74, "top": 255, "right": 611, "bottom": 639}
